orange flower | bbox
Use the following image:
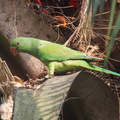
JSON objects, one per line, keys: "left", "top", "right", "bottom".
{"left": 55, "top": 16, "right": 67, "bottom": 27}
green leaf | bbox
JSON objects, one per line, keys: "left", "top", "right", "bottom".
{"left": 87, "top": 0, "right": 94, "bottom": 15}
{"left": 97, "top": 0, "right": 105, "bottom": 29}
{"left": 106, "top": 0, "right": 117, "bottom": 39}
{"left": 104, "top": 13, "right": 120, "bottom": 68}
{"left": 91, "top": 0, "right": 100, "bottom": 24}
{"left": 87, "top": 0, "right": 105, "bottom": 27}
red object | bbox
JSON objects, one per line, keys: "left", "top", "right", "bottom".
{"left": 35, "top": 0, "right": 42, "bottom": 5}
{"left": 69, "top": 0, "right": 80, "bottom": 8}
{"left": 10, "top": 47, "right": 20, "bottom": 55}
{"left": 55, "top": 16, "right": 67, "bottom": 27}
{"left": 43, "top": 9, "right": 48, "bottom": 14}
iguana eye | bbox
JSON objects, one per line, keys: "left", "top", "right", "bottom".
{"left": 16, "top": 42, "right": 19, "bottom": 45}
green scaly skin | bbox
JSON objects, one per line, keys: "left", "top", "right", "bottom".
{"left": 10, "top": 37, "right": 120, "bottom": 77}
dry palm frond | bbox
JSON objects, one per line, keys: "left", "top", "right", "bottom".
{"left": 0, "top": 58, "right": 23, "bottom": 97}
{"left": 0, "top": 58, "right": 23, "bottom": 120}
{"left": 0, "top": 58, "right": 14, "bottom": 95}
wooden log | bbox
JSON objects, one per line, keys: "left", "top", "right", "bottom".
{"left": 13, "top": 71, "right": 119, "bottom": 120}
{"left": 61, "top": 71, "right": 119, "bottom": 120}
